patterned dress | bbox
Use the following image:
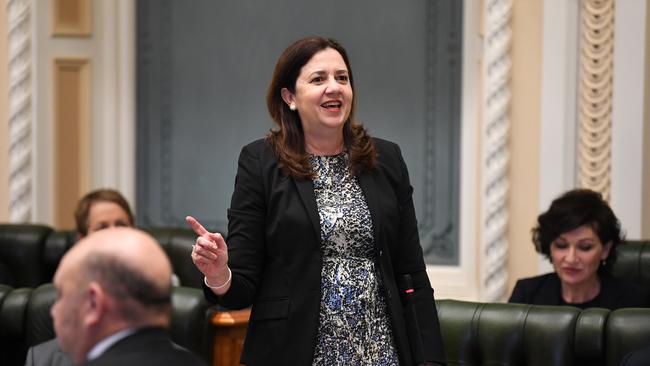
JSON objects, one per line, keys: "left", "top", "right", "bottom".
{"left": 310, "top": 153, "right": 399, "bottom": 366}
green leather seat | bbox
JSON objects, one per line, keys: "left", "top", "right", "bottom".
{"left": 610, "top": 240, "right": 650, "bottom": 287}
{"left": 436, "top": 299, "right": 650, "bottom": 366}
{"left": 437, "top": 300, "right": 582, "bottom": 366}
{"left": 605, "top": 308, "right": 650, "bottom": 366}
{"left": 0, "top": 284, "right": 215, "bottom": 366}
{"left": 0, "top": 224, "right": 205, "bottom": 289}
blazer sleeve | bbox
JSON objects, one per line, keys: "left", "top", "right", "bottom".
{"left": 203, "top": 143, "right": 267, "bottom": 309}
{"left": 388, "top": 142, "right": 446, "bottom": 365}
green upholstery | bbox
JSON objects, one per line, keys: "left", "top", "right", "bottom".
{"left": 0, "top": 225, "right": 53, "bottom": 287}
{"left": 0, "top": 224, "right": 203, "bottom": 289}
{"left": 437, "top": 299, "right": 650, "bottom": 366}
{"left": 605, "top": 308, "right": 650, "bottom": 366}
{"left": 574, "top": 307, "right": 609, "bottom": 363}
{"left": 610, "top": 240, "right": 650, "bottom": 287}
{"left": 144, "top": 227, "right": 204, "bottom": 289}
{"left": 437, "top": 300, "right": 581, "bottom": 366}
{"left": 0, "top": 284, "right": 215, "bottom": 366}
{"left": 0, "top": 287, "right": 32, "bottom": 365}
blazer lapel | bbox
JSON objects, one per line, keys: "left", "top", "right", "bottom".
{"left": 293, "top": 177, "right": 322, "bottom": 246}
{"left": 357, "top": 171, "right": 382, "bottom": 249}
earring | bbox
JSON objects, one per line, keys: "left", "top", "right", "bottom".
{"left": 601, "top": 259, "right": 607, "bottom": 266}
{"left": 289, "top": 104, "right": 296, "bottom": 111}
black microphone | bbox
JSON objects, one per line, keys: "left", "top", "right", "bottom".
{"left": 403, "top": 274, "right": 425, "bottom": 364}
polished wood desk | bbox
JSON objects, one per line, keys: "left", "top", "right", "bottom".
{"left": 211, "top": 308, "right": 250, "bottom": 366}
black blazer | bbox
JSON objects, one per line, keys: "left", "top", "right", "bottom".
{"left": 204, "top": 138, "right": 445, "bottom": 365}
{"left": 82, "top": 328, "right": 205, "bottom": 366}
{"left": 509, "top": 272, "right": 650, "bottom": 310}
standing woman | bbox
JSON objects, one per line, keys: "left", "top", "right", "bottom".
{"left": 188, "top": 37, "right": 446, "bottom": 365}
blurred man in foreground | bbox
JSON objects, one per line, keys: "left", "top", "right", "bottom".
{"left": 50, "top": 228, "right": 205, "bottom": 366}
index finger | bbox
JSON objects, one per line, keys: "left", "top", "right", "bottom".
{"left": 185, "top": 215, "right": 209, "bottom": 236}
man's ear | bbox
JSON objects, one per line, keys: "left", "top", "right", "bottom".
{"left": 280, "top": 88, "right": 295, "bottom": 107}
{"left": 83, "top": 282, "right": 106, "bottom": 327}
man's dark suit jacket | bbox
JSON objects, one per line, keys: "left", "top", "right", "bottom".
{"left": 82, "top": 327, "right": 205, "bottom": 366}
{"left": 509, "top": 272, "right": 650, "bottom": 310}
{"left": 619, "top": 345, "right": 650, "bottom": 366}
{"left": 204, "top": 138, "right": 446, "bottom": 365}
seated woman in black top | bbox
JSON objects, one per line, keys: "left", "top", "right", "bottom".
{"left": 509, "top": 188, "right": 650, "bottom": 310}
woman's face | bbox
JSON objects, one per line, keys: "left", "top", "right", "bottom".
{"left": 281, "top": 47, "right": 353, "bottom": 138}
{"left": 550, "top": 224, "right": 611, "bottom": 287}
{"left": 86, "top": 201, "right": 132, "bottom": 236}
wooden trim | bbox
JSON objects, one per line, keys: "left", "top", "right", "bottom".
{"left": 211, "top": 309, "right": 251, "bottom": 327}
{"left": 53, "top": 58, "right": 91, "bottom": 229}
{"left": 211, "top": 309, "right": 250, "bottom": 366}
{"left": 52, "top": 0, "right": 92, "bottom": 37}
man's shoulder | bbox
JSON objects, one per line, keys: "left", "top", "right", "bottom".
{"left": 26, "top": 339, "right": 74, "bottom": 366}
{"left": 30, "top": 338, "right": 60, "bottom": 353}
{"left": 84, "top": 328, "right": 206, "bottom": 366}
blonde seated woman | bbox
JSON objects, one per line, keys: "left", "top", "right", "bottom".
{"left": 509, "top": 188, "right": 650, "bottom": 310}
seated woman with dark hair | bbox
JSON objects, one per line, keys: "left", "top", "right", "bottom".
{"left": 509, "top": 188, "right": 650, "bottom": 310}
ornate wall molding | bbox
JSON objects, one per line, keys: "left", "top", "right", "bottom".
{"left": 481, "top": 0, "right": 511, "bottom": 301}
{"left": 420, "top": 0, "right": 462, "bottom": 265}
{"left": 7, "top": 0, "right": 32, "bottom": 222}
{"left": 578, "top": 0, "right": 614, "bottom": 200}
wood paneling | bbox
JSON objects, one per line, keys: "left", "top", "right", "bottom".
{"left": 53, "top": 58, "right": 90, "bottom": 229}
{"left": 52, "top": 0, "right": 91, "bottom": 37}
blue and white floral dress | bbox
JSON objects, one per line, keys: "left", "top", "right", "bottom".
{"left": 310, "top": 153, "right": 399, "bottom": 366}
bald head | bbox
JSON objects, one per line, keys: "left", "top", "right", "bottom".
{"left": 52, "top": 228, "right": 174, "bottom": 362}
{"left": 72, "top": 227, "right": 172, "bottom": 286}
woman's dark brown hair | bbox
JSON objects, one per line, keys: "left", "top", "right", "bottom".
{"left": 266, "top": 36, "right": 376, "bottom": 178}
{"left": 532, "top": 188, "right": 624, "bottom": 273}
{"left": 74, "top": 189, "right": 135, "bottom": 236}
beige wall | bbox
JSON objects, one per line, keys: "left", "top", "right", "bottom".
{"left": 0, "top": 4, "right": 8, "bottom": 221}
{"left": 641, "top": 1, "right": 650, "bottom": 239}
{"left": 506, "top": 0, "right": 543, "bottom": 296}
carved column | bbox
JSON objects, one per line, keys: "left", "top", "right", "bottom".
{"left": 578, "top": 0, "right": 614, "bottom": 200}
{"left": 481, "top": 0, "right": 512, "bottom": 301}
{"left": 6, "top": 0, "right": 32, "bottom": 222}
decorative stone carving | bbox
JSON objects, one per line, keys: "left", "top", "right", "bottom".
{"left": 7, "top": 0, "right": 32, "bottom": 222}
{"left": 481, "top": 0, "right": 511, "bottom": 301}
{"left": 578, "top": 0, "right": 614, "bottom": 200}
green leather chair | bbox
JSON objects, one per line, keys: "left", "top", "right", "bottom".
{"left": 436, "top": 299, "right": 650, "bottom": 366}
{"left": 0, "top": 224, "right": 204, "bottom": 289}
{"left": 610, "top": 240, "right": 650, "bottom": 287}
{"left": 0, "top": 283, "right": 215, "bottom": 366}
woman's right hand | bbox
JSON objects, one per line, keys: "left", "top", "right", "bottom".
{"left": 186, "top": 215, "right": 230, "bottom": 288}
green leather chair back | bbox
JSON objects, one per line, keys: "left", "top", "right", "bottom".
{"left": 611, "top": 240, "right": 650, "bottom": 287}
{"left": 437, "top": 300, "right": 583, "bottom": 366}
{"left": 0, "top": 284, "right": 215, "bottom": 366}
